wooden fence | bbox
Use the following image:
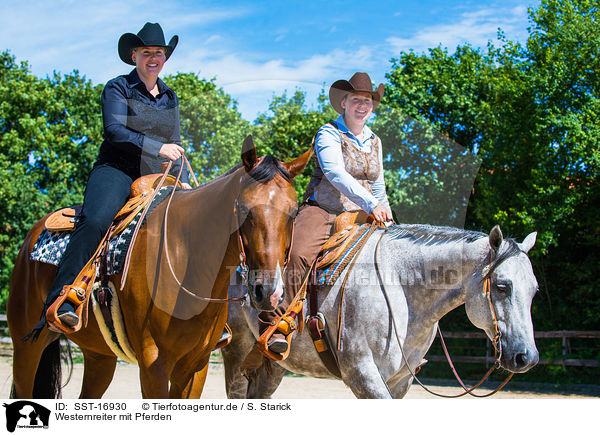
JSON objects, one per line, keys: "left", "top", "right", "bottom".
{"left": 0, "top": 314, "right": 598, "bottom": 367}
{"left": 428, "top": 330, "right": 600, "bottom": 367}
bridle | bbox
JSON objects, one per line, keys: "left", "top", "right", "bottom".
{"left": 234, "top": 197, "right": 296, "bottom": 297}
{"left": 373, "top": 229, "right": 513, "bottom": 398}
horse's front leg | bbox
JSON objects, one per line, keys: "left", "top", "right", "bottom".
{"left": 388, "top": 374, "right": 414, "bottom": 398}
{"left": 79, "top": 349, "right": 117, "bottom": 398}
{"left": 173, "top": 364, "right": 209, "bottom": 399}
{"left": 339, "top": 356, "right": 393, "bottom": 399}
{"left": 168, "top": 351, "right": 211, "bottom": 399}
{"left": 138, "top": 344, "right": 170, "bottom": 398}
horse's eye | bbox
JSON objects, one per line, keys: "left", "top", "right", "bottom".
{"left": 495, "top": 281, "right": 512, "bottom": 293}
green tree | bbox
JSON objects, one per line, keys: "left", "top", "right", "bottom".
{"left": 0, "top": 51, "right": 103, "bottom": 307}
{"left": 163, "top": 73, "right": 250, "bottom": 183}
{"left": 0, "top": 61, "right": 249, "bottom": 308}
{"left": 382, "top": 0, "right": 599, "bottom": 331}
{"left": 253, "top": 90, "right": 336, "bottom": 199}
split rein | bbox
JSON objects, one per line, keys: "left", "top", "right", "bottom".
{"left": 373, "top": 229, "right": 513, "bottom": 398}
{"left": 120, "top": 156, "right": 246, "bottom": 304}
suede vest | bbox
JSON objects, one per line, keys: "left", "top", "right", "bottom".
{"left": 304, "top": 123, "right": 380, "bottom": 213}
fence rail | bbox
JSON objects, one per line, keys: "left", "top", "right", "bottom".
{"left": 429, "top": 330, "right": 600, "bottom": 368}
{"left": 0, "top": 314, "right": 597, "bottom": 367}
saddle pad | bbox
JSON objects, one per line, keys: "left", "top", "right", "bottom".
{"left": 30, "top": 186, "right": 176, "bottom": 275}
{"left": 316, "top": 224, "right": 372, "bottom": 286}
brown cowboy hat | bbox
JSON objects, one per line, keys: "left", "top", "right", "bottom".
{"left": 329, "top": 72, "right": 385, "bottom": 114}
{"left": 118, "top": 22, "right": 178, "bottom": 65}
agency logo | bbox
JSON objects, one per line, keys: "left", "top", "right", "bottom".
{"left": 3, "top": 401, "right": 50, "bottom": 432}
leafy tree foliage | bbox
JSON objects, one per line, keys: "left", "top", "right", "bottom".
{"left": 163, "top": 73, "right": 250, "bottom": 183}
{"left": 252, "top": 90, "right": 337, "bottom": 199}
{"left": 0, "top": 51, "right": 102, "bottom": 308}
{"left": 382, "top": 0, "right": 599, "bottom": 331}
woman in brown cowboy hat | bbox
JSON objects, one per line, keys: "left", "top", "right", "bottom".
{"left": 28, "top": 22, "right": 190, "bottom": 339}
{"left": 260, "top": 72, "right": 393, "bottom": 353}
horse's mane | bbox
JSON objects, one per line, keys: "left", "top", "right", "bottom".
{"left": 386, "top": 223, "right": 525, "bottom": 278}
{"left": 386, "top": 224, "right": 486, "bottom": 245}
{"left": 191, "top": 155, "right": 291, "bottom": 190}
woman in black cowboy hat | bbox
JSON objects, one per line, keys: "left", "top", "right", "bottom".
{"left": 259, "top": 72, "right": 393, "bottom": 354}
{"left": 29, "top": 22, "right": 190, "bottom": 338}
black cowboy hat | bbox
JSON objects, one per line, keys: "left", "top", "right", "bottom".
{"left": 329, "top": 72, "right": 385, "bottom": 114}
{"left": 118, "top": 22, "right": 178, "bottom": 65}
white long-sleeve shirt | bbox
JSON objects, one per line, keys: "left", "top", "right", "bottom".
{"left": 309, "top": 115, "right": 390, "bottom": 214}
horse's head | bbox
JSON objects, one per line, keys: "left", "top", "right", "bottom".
{"left": 465, "top": 225, "right": 539, "bottom": 373}
{"left": 236, "top": 135, "right": 312, "bottom": 311}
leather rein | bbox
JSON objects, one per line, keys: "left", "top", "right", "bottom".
{"left": 120, "top": 156, "right": 287, "bottom": 304}
{"left": 372, "top": 229, "right": 513, "bottom": 398}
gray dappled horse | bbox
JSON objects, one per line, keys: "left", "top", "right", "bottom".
{"left": 222, "top": 224, "right": 539, "bottom": 399}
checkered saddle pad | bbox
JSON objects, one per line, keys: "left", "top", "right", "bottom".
{"left": 30, "top": 186, "right": 175, "bottom": 275}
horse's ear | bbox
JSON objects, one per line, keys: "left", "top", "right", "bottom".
{"left": 489, "top": 225, "right": 503, "bottom": 253}
{"left": 282, "top": 147, "right": 313, "bottom": 178}
{"left": 520, "top": 232, "right": 537, "bottom": 253}
{"left": 241, "top": 135, "right": 257, "bottom": 172}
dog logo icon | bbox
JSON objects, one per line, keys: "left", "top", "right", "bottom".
{"left": 3, "top": 401, "right": 50, "bottom": 432}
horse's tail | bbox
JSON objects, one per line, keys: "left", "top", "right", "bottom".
{"left": 11, "top": 338, "right": 74, "bottom": 399}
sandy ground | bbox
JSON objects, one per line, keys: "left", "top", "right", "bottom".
{"left": 0, "top": 356, "right": 594, "bottom": 399}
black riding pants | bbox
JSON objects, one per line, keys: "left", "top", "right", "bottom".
{"left": 45, "top": 164, "right": 134, "bottom": 305}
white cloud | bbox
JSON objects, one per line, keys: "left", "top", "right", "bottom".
{"left": 1, "top": 1, "right": 532, "bottom": 121}
{"left": 1, "top": 0, "right": 250, "bottom": 82}
{"left": 386, "top": 5, "right": 529, "bottom": 54}
{"left": 166, "top": 44, "right": 379, "bottom": 120}
{"left": 169, "top": 45, "right": 375, "bottom": 92}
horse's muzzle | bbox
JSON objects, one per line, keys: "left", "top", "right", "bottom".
{"left": 502, "top": 347, "right": 539, "bottom": 373}
{"left": 249, "top": 282, "right": 284, "bottom": 311}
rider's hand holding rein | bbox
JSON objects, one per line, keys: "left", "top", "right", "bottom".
{"left": 159, "top": 143, "right": 184, "bottom": 161}
{"left": 159, "top": 143, "right": 192, "bottom": 189}
{"left": 371, "top": 203, "right": 393, "bottom": 223}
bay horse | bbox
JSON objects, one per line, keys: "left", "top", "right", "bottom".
{"left": 222, "top": 224, "right": 540, "bottom": 398}
{"left": 7, "top": 137, "right": 312, "bottom": 398}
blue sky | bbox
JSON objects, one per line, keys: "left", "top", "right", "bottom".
{"left": 2, "top": 0, "right": 539, "bottom": 121}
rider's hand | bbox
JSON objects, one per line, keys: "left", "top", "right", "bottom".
{"left": 371, "top": 204, "right": 393, "bottom": 223}
{"left": 159, "top": 143, "right": 184, "bottom": 161}
{"left": 181, "top": 182, "right": 192, "bottom": 190}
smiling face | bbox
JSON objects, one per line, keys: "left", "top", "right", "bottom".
{"left": 341, "top": 91, "right": 374, "bottom": 130}
{"left": 132, "top": 46, "right": 166, "bottom": 81}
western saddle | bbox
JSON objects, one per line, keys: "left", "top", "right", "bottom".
{"left": 44, "top": 171, "right": 181, "bottom": 334}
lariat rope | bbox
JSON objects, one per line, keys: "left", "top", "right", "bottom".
{"left": 372, "top": 229, "right": 513, "bottom": 398}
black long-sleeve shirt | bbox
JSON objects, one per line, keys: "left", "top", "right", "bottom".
{"left": 95, "top": 68, "right": 189, "bottom": 183}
